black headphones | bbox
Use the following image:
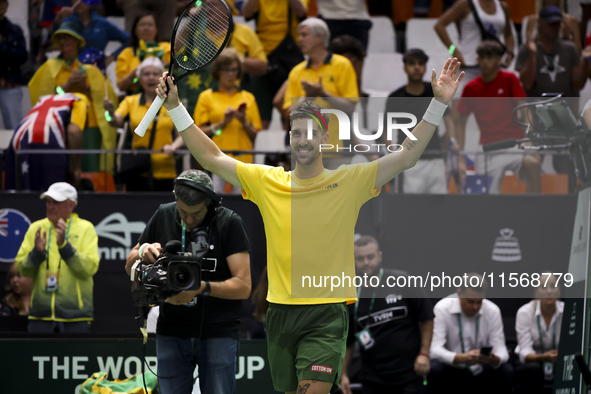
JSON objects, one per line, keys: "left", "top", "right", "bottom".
{"left": 173, "top": 177, "right": 222, "bottom": 209}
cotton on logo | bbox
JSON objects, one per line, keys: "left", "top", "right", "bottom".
{"left": 311, "top": 365, "right": 333, "bottom": 374}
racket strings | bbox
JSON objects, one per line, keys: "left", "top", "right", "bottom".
{"left": 174, "top": 2, "right": 230, "bottom": 70}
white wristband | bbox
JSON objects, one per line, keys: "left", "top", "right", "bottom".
{"left": 168, "top": 103, "right": 194, "bottom": 132}
{"left": 138, "top": 243, "right": 150, "bottom": 259}
{"left": 423, "top": 99, "right": 448, "bottom": 126}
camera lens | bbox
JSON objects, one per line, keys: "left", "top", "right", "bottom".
{"left": 169, "top": 262, "right": 198, "bottom": 291}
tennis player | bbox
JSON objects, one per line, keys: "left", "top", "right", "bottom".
{"left": 155, "top": 57, "right": 464, "bottom": 394}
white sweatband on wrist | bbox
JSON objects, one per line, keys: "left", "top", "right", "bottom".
{"left": 423, "top": 99, "right": 448, "bottom": 126}
{"left": 139, "top": 243, "right": 150, "bottom": 259}
{"left": 168, "top": 103, "right": 194, "bottom": 132}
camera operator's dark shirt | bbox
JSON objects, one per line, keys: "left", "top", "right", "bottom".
{"left": 138, "top": 202, "right": 250, "bottom": 339}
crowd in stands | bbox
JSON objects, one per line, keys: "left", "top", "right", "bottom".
{"left": 2, "top": 0, "right": 591, "bottom": 194}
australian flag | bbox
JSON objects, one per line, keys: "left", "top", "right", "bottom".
{"left": 4, "top": 94, "right": 78, "bottom": 191}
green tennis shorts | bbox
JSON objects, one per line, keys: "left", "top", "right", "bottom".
{"left": 266, "top": 302, "right": 349, "bottom": 393}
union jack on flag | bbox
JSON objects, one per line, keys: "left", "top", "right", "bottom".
{"left": 11, "top": 94, "right": 79, "bottom": 151}
{"left": 4, "top": 94, "right": 79, "bottom": 190}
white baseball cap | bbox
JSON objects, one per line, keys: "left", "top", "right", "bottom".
{"left": 40, "top": 182, "right": 78, "bottom": 203}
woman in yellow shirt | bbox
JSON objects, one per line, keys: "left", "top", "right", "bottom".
{"left": 194, "top": 48, "right": 263, "bottom": 194}
{"left": 115, "top": 12, "right": 171, "bottom": 95}
{"left": 105, "top": 57, "right": 182, "bottom": 191}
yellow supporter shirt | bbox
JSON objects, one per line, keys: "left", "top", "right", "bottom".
{"left": 51, "top": 60, "right": 98, "bottom": 127}
{"left": 115, "top": 93, "right": 176, "bottom": 179}
{"left": 194, "top": 87, "right": 262, "bottom": 164}
{"left": 115, "top": 42, "right": 171, "bottom": 92}
{"left": 237, "top": 161, "right": 381, "bottom": 305}
{"left": 70, "top": 94, "right": 89, "bottom": 130}
{"left": 283, "top": 53, "right": 359, "bottom": 152}
{"left": 231, "top": 23, "right": 267, "bottom": 63}
{"left": 253, "top": 0, "right": 309, "bottom": 54}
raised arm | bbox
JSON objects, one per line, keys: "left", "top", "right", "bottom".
{"left": 156, "top": 73, "right": 243, "bottom": 189}
{"left": 374, "top": 58, "right": 464, "bottom": 188}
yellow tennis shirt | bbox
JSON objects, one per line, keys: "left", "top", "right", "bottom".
{"left": 237, "top": 161, "right": 381, "bottom": 305}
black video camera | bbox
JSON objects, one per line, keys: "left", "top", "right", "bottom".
{"left": 131, "top": 229, "right": 210, "bottom": 313}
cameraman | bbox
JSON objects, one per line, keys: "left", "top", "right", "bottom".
{"left": 125, "top": 170, "right": 251, "bottom": 394}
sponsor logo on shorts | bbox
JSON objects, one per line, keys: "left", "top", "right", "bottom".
{"left": 311, "top": 364, "right": 333, "bottom": 374}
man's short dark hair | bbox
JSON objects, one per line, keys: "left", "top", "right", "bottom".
{"left": 476, "top": 40, "right": 505, "bottom": 58}
{"left": 331, "top": 35, "right": 365, "bottom": 61}
{"left": 403, "top": 48, "right": 429, "bottom": 64}
{"left": 174, "top": 170, "right": 214, "bottom": 207}
{"left": 354, "top": 235, "right": 379, "bottom": 249}
{"left": 290, "top": 101, "right": 330, "bottom": 133}
{"left": 458, "top": 272, "right": 488, "bottom": 294}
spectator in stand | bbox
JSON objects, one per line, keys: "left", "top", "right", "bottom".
{"left": 0, "top": 0, "right": 27, "bottom": 130}
{"left": 387, "top": 48, "right": 451, "bottom": 194}
{"left": 516, "top": 6, "right": 590, "bottom": 192}
{"left": 514, "top": 273, "right": 563, "bottom": 394}
{"left": 52, "top": 0, "right": 130, "bottom": 65}
{"left": 0, "top": 263, "right": 32, "bottom": 316}
{"left": 435, "top": 0, "right": 515, "bottom": 94}
{"left": 429, "top": 273, "right": 513, "bottom": 394}
{"left": 242, "top": 0, "right": 308, "bottom": 129}
{"left": 517, "top": 6, "right": 588, "bottom": 98}
{"left": 4, "top": 93, "right": 89, "bottom": 190}
{"left": 525, "top": 0, "right": 581, "bottom": 52}
{"left": 104, "top": 57, "right": 181, "bottom": 192}
{"left": 456, "top": 40, "right": 541, "bottom": 194}
{"left": 121, "top": 0, "right": 176, "bottom": 43}
{"left": 316, "top": 0, "right": 372, "bottom": 50}
{"left": 115, "top": 12, "right": 171, "bottom": 95}
{"left": 340, "top": 236, "right": 434, "bottom": 394}
{"left": 282, "top": 18, "right": 358, "bottom": 169}
{"left": 40, "top": 0, "right": 71, "bottom": 30}
{"left": 228, "top": 21, "right": 268, "bottom": 87}
{"left": 28, "top": 20, "right": 118, "bottom": 175}
{"left": 193, "top": 48, "right": 262, "bottom": 194}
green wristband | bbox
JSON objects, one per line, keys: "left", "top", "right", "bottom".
{"left": 449, "top": 44, "right": 456, "bottom": 55}
{"left": 56, "top": 86, "right": 65, "bottom": 95}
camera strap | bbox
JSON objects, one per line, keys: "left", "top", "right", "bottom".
{"left": 180, "top": 221, "right": 217, "bottom": 271}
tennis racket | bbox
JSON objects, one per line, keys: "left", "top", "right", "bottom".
{"left": 134, "top": 0, "right": 233, "bottom": 137}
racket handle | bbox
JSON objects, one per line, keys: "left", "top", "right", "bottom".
{"left": 134, "top": 96, "right": 165, "bottom": 137}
